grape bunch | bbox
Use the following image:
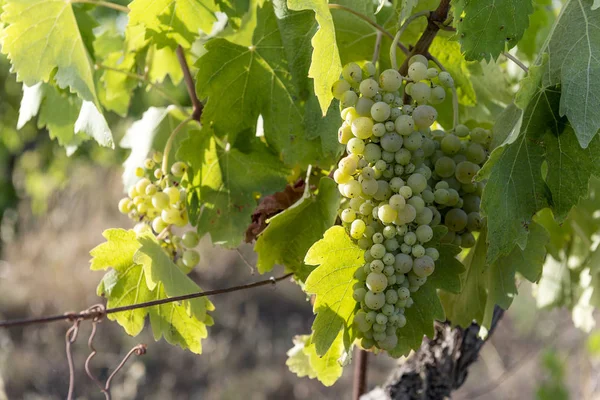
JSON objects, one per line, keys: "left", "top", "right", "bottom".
{"left": 117, "top": 152, "right": 201, "bottom": 274}
{"left": 332, "top": 56, "right": 491, "bottom": 351}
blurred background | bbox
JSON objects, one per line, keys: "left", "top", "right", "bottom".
{"left": 0, "top": 51, "right": 599, "bottom": 400}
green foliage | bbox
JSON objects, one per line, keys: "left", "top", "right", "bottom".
{"left": 286, "top": 333, "right": 345, "bottom": 386}
{"left": 92, "top": 229, "right": 214, "bottom": 353}
{"left": 536, "top": 350, "right": 569, "bottom": 400}
{"left": 454, "top": 0, "right": 534, "bottom": 61}
{"left": 255, "top": 177, "right": 340, "bottom": 277}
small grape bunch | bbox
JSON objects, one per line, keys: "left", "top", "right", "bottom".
{"left": 331, "top": 56, "right": 490, "bottom": 352}
{"left": 118, "top": 152, "right": 201, "bottom": 273}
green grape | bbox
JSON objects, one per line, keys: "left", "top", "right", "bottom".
{"left": 363, "top": 143, "right": 382, "bottom": 164}
{"left": 455, "top": 161, "right": 480, "bottom": 184}
{"left": 375, "top": 313, "right": 388, "bottom": 325}
{"left": 371, "top": 101, "right": 391, "bottom": 121}
{"left": 396, "top": 314, "right": 407, "bottom": 328}
{"left": 427, "top": 68, "right": 439, "bottom": 78}
{"left": 152, "top": 192, "right": 170, "bottom": 210}
{"left": 416, "top": 225, "right": 434, "bottom": 243}
{"left": 378, "top": 334, "right": 398, "bottom": 350}
{"left": 413, "top": 255, "right": 434, "bottom": 277}
{"left": 408, "top": 54, "right": 428, "bottom": 66}
{"left": 182, "top": 249, "right": 200, "bottom": 268}
{"left": 365, "top": 311, "right": 377, "bottom": 324}
{"left": 343, "top": 180, "right": 362, "bottom": 198}
{"left": 372, "top": 123, "right": 387, "bottom": 137}
{"left": 471, "top": 127, "right": 492, "bottom": 145}
{"left": 389, "top": 177, "right": 405, "bottom": 192}
{"left": 370, "top": 260, "right": 385, "bottom": 273}
{"left": 398, "top": 186, "right": 413, "bottom": 199}
{"left": 384, "top": 239, "right": 400, "bottom": 252}
{"left": 360, "top": 202, "right": 374, "bottom": 217}
{"left": 395, "top": 150, "right": 411, "bottom": 167}
{"left": 182, "top": 231, "right": 200, "bottom": 248}
{"left": 425, "top": 248, "right": 439, "bottom": 261}
{"left": 421, "top": 137, "right": 436, "bottom": 157}
{"left": 429, "top": 86, "right": 446, "bottom": 104}
{"left": 171, "top": 161, "right": 188, "bottom": 177}
{"left": 360, "top": 78, "right": 380, "bottom": 98}
{"left": 154, "top": 168, "right": 163, "bottom": 180}
{"left": 137, "top": 203, "right": 149, "bottom": 214}
{"left": 349, "top": 197, "right": 365, "bottom": 211}
{"left": 415, "top": 207, "right": 433, "bottom": 225}
{"left": 403, "top": 132, "right": 423, "bottom": 151}
{"left": 446, "top": 188, "right": 460, "bottom": 206}
{"left": 421, "top": 189, "right": 434, "bottom": 204}
{"left": 390, "top": 107, "right": 402, "bottom": 119}
{"left": 441, "top": 134, "right": 461, "bottom": 155}
{"left": 365, "top": 291, "right": 386, "bottom": 310}
{"left": 363, "top": 61, "right": 377, "bottom": 77}
{"left": 380, "top": 132, "right": 403, "bottom": 152}
{"left": 341, "top": 208, "right": 356, "bottom": 223}
{"left": 435, "top": 156, "right": 456, "bottom": 178}
{"left": 136, "top": 178, "right": 151, "bottom": 194}
{"left": 379, "top": 69, "right": 403, "bottom": 91}
{"left": 164, "top": 187, "right": 180, "bottom": 204}
{"left": 383, "top": 265, "right": 395, "bottom": 276}
{"left": 385, "top": 121, "right": 396, "bottom": 132}
{"left": 438, "top": 71, "right": 454, "bottom": 87}
{"left": 389, "top": 194, "right": 406, "bottom": 210}
{"left": 404, "top": 82, "right": 413, "bottom": 95}
{"left": 381, "top": 151, "right": 395, "bottom": 163}
{"left": 410, "top": 82, "right": 431, "bottom": 104}
{"left": 452, "top": 234, "right": 462, "bottom": 247}
{"left": 342, "top": 107, "right": 358, "bottom": 122}
{"left": 373, "top": 180, "right": 392, "bottom": 201}
{"left": 461, "top": 232, "right": 476, "bottom": 248}
{"left": 338, "top": 156, "right": 358, "bottom": 175}
{"left": 466, "top": 143, "right": 487, "bottom": 164}
{"left": 407, "top": 196, "right": 425, "bottom": 213}
{"left": 361, "top": 179, "right": 379, "bottom": 196}
{"left": 332, "top": 79, "right": 352, "bottom": 99}
{"left": 152, "top": 216, "right": 168, "bottom": 233}
{"left": 396, "top": 286, "right": 410, "bottom": 301}
{"left": 467, "top": 212, "right": 483, "bottom": 232}
{"left": 356, "top": 97, "right": 375, "bottom": 116}
{"left": 351, "top": 117, "right": 374, "bottom": 139}
{"left": 144, "top": 158, "right": 155, "bottom": 170}
{"left": 333, "top": 169, "right": 351, "bottom": 184}
{"left": 135, "top": 167, "right": 145, "bottom": 178}
{"left": 403, "top": 231, "right": 417, "bottom": 246}
{"left": 378, "top": 204, "right": 397, "bottom": 224}
{"left": 455, "top": 124, "right": 470, "bottom": 138}
{"left": 118, "top": 198, "right": 132, "bottom": 214}
{"left": 353, "top": 287, "right": 367, "bottom": 302}
{"left": 338, "top": 123, "right": 354, "bottom": 144}
{"left": 407, "top": 173, "right": 427, "bottom": 194}
{"left": 396, "top": 204, "right": 416, "bottom": 225}
{"left": 408, "top": 62, "right": 428, "bottom": 82}
{"left": 350, "top": 219, "right": 366, "bottom": 239}
{"left": 342, "top": 62, "right": 362, "bottom": 83}
{"left": 372, "top": 232, "right": 384, "bottom": 244}
{"left": 394, "top": 115, "right": 414, "bottom": 136}
{"left": 370, "top": 244, "right": 387, "bottom": 259}
{"left": 145, "top": 184, "right": 158, "bottom": 196}
{"left": 445, "top": 208, "right": 468, "bottom": 232}
{"left": 463, "top": 195, "right": 481, "bottom": 213}
{"left": 385, "top": 289, "right": 398, "bottom": 304}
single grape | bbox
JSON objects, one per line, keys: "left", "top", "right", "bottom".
{"left": 427, "top": 68, "right": 439, "bottom": 78}
{"left": 415, "top": 207, "right": 434, "bottom": 225}
{"left": 363, "top": 61, "right": 377, "bottom": 77}
{"left": 445, "top": 208, "right": 468, "bottom": 232}
{"left": 407, "top": 173, "right": 427, "bottom": 194}
{"left": 408, "top": 62, "right": 428, "bottom": 82}
{"left": 361, "top": 178, "right": 379, "bottom": 196}
{"left": 171, "top": 161, "right": 188, "bottom": 177}
{"left": 455, "top": 124, "right": 470, "bottom": 137}
{"left": 413, "top": 255, "right": 435, "bottom": 277}
{"left": 370, "top": 101, "right": 391, "bottom": 122}
{"left": 164, "top": 187, "right": 180, "bottom": 204}
{"left": 455, "top": 161, "right": 480, "bottom": 184}
{"left": 342, "top": 62, "right": 362, "bottom": 83}
{"left": 370, "top": 243, "right": 387, "bottom": 259}
{"left": 398, "top": 185, "right": 413, "bottom": 199}
{"left": 332, "top": 79, "right": 351, "bottom": 99}
{"left": 152, "top": 192, "right": 170, "bottom": 210}
{"left": 379, "top": 69, "right": 403, "bottom": 91}
{"left": 441, "top": 134, "right": 461, "bottom": 155}
{"left": 461, "top": 232, "right": 476, "bottom": 248}
{"left": 350, "top": 219, "right": 367, "bottom": 239}
{"left": 408, "top": 54, "right": 428, "bottom": 66}
{"left": 370, "top": 260, "right": 385, "bottom": 273}
{"left": 360, "top": 79, "right": 380, "bottom": 98}
{"left": 425, "top": 247, "right": 439, "bottom": 261}
{"left": 353, "top": 287, "right": 368, "bottom": 303}
{"left": 404, "top": 132, "right": 423, "bottom": 151}
{"left": 396, "top": 204, "right": 416, "bottom": 225}
{"left": 352, "top": 117, "right": 374, "bottom": 140}
{"left": 118, "top": 198, "right": 132, "bottom": 214}
{"left": 394, "top": 115, "right": 415, "bottom": 136}
{"left": 144, "top": 158, "right": 155, "bottom": 170}
{"left": 407, "top": 196, "right": 425, "bottom": 213}
{"left": 380, "top": 133, "right": 403, "bottom": 152}
{"left": 365, "top": 291, "right": 386, "bottom": 310}
{"left": 410, "top": 82, "right": 431, "bottom": 104}
{"left": 372, "top": 123, "right": 387, "bottom": 137}
{"left": 152, "top": 216, "right": 168, "bottom": 233}
{"left": 434, "top": 156, "right": 456, "bottom": 178}
{"left": 466, "top": 143, "right": 487, "bottom": 165}
{"left": 429, "top": 86, "right": 446, "bottom": 104}
{"left": 416, "top": 225, "right": 434, "bottom": 243}
{"left": 135, "top": 167, "right": 145, "bottom": 178}
{"left": 378, "top": 205, "right": 397, "bottom": 224}
{"left": 438, "top": 71, "right": 454, "bottom": 87}
{"left": 182, "top": 249, "right": 200, "bottom": 268}
{"left": 356, "top": 97, "right": 375, "bottom": 117}
{"left": 389, "top": 194, "right": 406, "bottom": 210}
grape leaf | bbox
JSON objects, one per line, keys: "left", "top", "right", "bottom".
{"left": 518, "top": 0, "right": 555, "bottom": 62}
{"left": 148, "top": 283, "right": 214, "bottom": 354}
{"left": 120, "top": 107, "right": 196, "bottom": 190}
{"left": 98, "top": 51, "right": 137, "bottom": 116}
{"left": 304, "top": 226, "right": 363, "bottom": 356}
{"left": 454, "top": 0, "right": 534, "bottom": 61}
{"left": 134, "top": 235, "right": 213, "bottom": 320}
{"left": 255, "top": 177, "right": 340, "bottom": 278}
{"left": 536, "top": 255, "right": 570, "bottom": 309}
{"left": 128, "top": 0, "right": 218, "bottom": 49}
{"left": 1, "top": 0, "right": 100, "bottom": 104}
{"left": 90, "top": 229, "right": 214, "bottom": 353}
{"left": 288, "top": 0, "right": 342, "bottom": 115}
{"left": 399, "top": 0, "right": 419, "bottom": 23}
{"left": 178, "top": 129, "right": 290, "bottom": 248}
{"left": 544, "top": 0, "right": 600, "bottom": 148}
{"left": 195, "top": 3, "right": 341, "bottom": 168}
{"left": 286, "top": 332, "right": 345, "bottom": 386}
{"left": 216, "top": 0, "right": 251, "bottom": 29}
{"left": 428, "top": 37, "right": 476, "bottom": 106}
{"left": 74, "top": 101, "right": 113, "bottom": 148}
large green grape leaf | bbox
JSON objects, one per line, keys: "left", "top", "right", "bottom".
{"left": 543, "top": 0, "right": 600, "bottom": 148}
{"left": 255, "top": 177, "right": 340, "bottom": 278}
{"left": 518, "top": 0, "right": 555, "bottom": 62}
{"left": 454, "top": 0, "right": 534, "bottom": 61}
{"left": 304, "top": 226, "right": 363, "bottom": 356}
{"left": 286, "top": 332, "right": 345, "bottom": 386}
{"left": 128, "top": 0, "right": 218, "bottom": 49}
{"left": 178, "top": 129, "right": 290, "bottom": 248}
{"left": 1, "top": 0, "right": 99, "bottom": 104}
{"left": 288, "top": 0, "right": 342, "bottom": 115}
{"left": 195, "top": 3, "right": 341, "bottom": 168}
{"left": 134, "top": 235, "right": 213, "bottom": 321}
{"left": 90, "top": 229, "right": 214, "bottom": 353}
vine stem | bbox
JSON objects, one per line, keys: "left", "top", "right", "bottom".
{"left": 428, "top": 53, "right": 459, "bottom": 129}
{"left": 161, "top": 116, "right": 194, "bottom": 174}
{"left": 390, "top": 11, "right": 431, "bottom": 70}
{"left": 0, "top": 273, "right": 294, "bottom": 328}
{"left": 352, "top": 348, "right": 368, "bottom": 400}
{"left": 502, "top": 51, "right": 529, "bottom": 73}
{"left": 70, "top": 0, "right": 129, "bottom": 13}
{"left": 328, "top": 4, "right": 409, "bottom": 56}
{"left": 372, "top": 31, "right": 383, "bottom": 65}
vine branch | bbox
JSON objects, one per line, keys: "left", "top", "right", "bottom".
{"left": 176, "top": 45, "right": 203, "bottom": 122}
{"left": 70, "top": 0, "right": 129, "bottom": 13}
{"left": 353, "top": 348, "right": 368, "bottom": 400}
{"left": 0, "top": 273, "right": 293, "bottom": 328}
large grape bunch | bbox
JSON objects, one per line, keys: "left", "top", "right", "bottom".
{"left": 332, "top": 55, "right": 492, "bottom": 351}
{"left": 117, "top": 153, "right": 201, "bottom": 274}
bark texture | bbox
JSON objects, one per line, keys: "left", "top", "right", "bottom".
{"left": 363, "top": 307, "right": 505, "bottom": 400}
